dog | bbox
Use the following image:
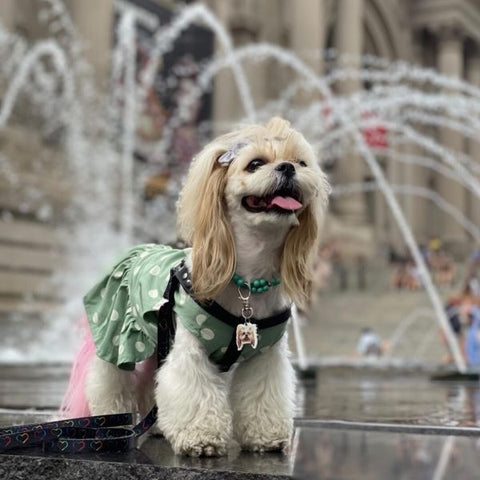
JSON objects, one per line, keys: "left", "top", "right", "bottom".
{"left": 62, "top": 117, "right": 330, "bottom": 457}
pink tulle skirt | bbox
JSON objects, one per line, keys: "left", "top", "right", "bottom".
{"left": 60, "top": 317, "right": 157, "bottom": 418}
{"left": 60, "top": 317, "right": 96, "bottom": 417}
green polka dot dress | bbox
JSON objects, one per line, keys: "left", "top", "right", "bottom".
{"left": 84, "top": 244, "right": 289, "bottom": 371}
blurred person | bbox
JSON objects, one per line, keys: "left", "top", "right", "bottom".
{"left": 356, "top": 327, "right": 385, "bottom": 357}
{"left": 405, "top": 258, "right": 421, "bottom": 291}
{"left": 469, "top": 275, "right": 480, "bottom": 298}
{"left": 429, "top": 236, "right": 442, "bottom": 253}
{"left": 467, "top": 249, "right": 480, "bottom": 296}
{"left": 442, "top": 297, "right": 465, "bottom": 365}
{"left": 441, "top": 284, "right": 480, "bottom": 365}
{"left": 442, "top": 284, "right": 480, "bottom": 365}
{"left": 466, "top": 305, "right": 480, "bottom": 368}
{"left": 391, "top": 260, "right": 408, "bottom": 289}
{"left": 391, "top": 258, "right": 421, "bottom": 291}
{"left": 433, "top": 250, "right": 456, "bottom": 287}
{"left": 312, "top": 243, "right": 334, "bottom": 293}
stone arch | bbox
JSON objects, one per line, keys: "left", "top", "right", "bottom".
{"left": 325, "top": 0, "right": 411, "bottom": 61}
{"left": 364, "top": 0, "right": 411, "bottom": 60}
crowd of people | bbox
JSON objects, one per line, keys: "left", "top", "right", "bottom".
{"left": 308, "top": 238, "right": 480, "bottom": 367}
{"left": 312, "top": 237, "right": 463, "bottom": 295}
{"left": 390, "top": 238, "right": 457, "bottom": 291}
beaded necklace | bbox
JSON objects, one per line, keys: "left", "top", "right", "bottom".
{"left": 232, "top": 273, "right": 281, "bottom": 294}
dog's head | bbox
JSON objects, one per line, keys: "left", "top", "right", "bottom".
{"left": 177, "top": 117, "right": 330, "bottom": 306}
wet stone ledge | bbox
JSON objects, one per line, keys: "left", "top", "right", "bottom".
{"left": 0, "top": 450, "right": 291, "bottom": 480}
{"left": 0, "top": 432, "right": 292, "bottom": 480}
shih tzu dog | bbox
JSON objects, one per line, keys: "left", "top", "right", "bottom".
{"left": 62, "top": 117, "right": 330, "bottom": 457}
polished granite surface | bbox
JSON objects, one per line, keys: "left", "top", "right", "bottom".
{"left": 4, "top": 364, "right": 480, "bottom": 426}
{"left": 2, "top": 364, "right": 480, "bottom": 479}
{"left": 293, "top": 427, "right": 480, "bottom": 480}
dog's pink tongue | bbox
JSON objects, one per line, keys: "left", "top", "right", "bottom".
{"left": 269, "top": 196, "right": 303, "bottom": 211}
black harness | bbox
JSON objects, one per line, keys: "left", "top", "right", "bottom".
{"left": 158, "top": 261, "right": 292, "bottom": 372}
{"left": 0, "top": 262, "right": 291, "bottom": 454}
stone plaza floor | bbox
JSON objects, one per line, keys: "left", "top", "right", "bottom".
{"left": 1, "top": 363, "right": 480, "bottom": 479}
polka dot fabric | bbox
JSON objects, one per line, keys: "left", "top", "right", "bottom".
{"left": 84, "top": 244, "right": 289, "bottom": 370}
{"left": 84, "top": 245, "right": 187, "bottom": 370}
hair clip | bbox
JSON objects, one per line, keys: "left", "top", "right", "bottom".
{"left": 217, "top": 142, "right": 247, "bottom": 167}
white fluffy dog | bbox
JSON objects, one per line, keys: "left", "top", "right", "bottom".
{"left": 82, "top": 117, "right": 329, "bottom": 457}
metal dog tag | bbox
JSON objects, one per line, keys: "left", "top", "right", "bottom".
{"left": 236, "top": 322, "right": 258, "bottom": 351}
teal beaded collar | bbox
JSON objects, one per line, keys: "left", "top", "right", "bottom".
{"left": 233, "top": 273, "right": 281, "bottom": 294}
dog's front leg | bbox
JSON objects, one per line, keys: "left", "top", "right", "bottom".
{"left": 155, "top": 323, "right": 232, "bottom": 456}
{"left": 230, "top": 335, "right": 295, "bottom": 452}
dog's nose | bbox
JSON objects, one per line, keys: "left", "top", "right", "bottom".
{"left": 275, "top": 162, "right": 295, "bottom": 177}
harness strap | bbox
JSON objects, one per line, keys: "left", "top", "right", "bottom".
{"left": 156, "top": 265, "right": 179, "bottom": 368}
{"left": 174, "top": 262, "right": 291, "bottom": 372}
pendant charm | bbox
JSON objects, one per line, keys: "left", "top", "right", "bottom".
{"left": 236, "top": 284, "right": 258, "bottom": 350}
{"left": 236, "top": 322, "right": 258, "bottom": 351}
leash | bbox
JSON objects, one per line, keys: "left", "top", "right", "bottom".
{"left": 0, "top": 265, "right": 181, "bottom": 454}
{"left": 0, "top": 407, "right": 158, "bottom": 453}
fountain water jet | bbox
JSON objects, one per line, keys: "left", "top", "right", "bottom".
{"left": 0, "top": 3, "right": 477, "bottom": 371}
{"left": 332, "top": 183, "right": 480, "bottom": 243}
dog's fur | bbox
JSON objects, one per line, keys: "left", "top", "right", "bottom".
{"left": 84, "top": 117, "right": 330, "bottom": 456}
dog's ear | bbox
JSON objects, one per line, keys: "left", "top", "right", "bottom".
{"left": 251, "top": 331, "right": 258, "bottom": 349}
{"left": 177, "top": 142, "right": 235, "bottom": 302}
{"left": 236, "top": 330, "right": 243, "bottom": 350}
{"left": 281, "top": 171, "right": 330, "bottom": 308}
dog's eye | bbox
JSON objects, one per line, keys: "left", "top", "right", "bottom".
{"left": 299, "top": 160, "right": 307, "bottom": 167}
{"left": 246, "top": 158, "right": 266, "bottom": 172}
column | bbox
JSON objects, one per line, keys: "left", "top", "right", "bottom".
{"left": 290, "top": 0, "right": 326, "bottom": 105}
{"left": 401, "top": 35, "right": 429, "bottom": 246}
{"left": 466, "top": 49, "right": 480, "bottom": 237}
{"left": 291, "top": 0, "right": 325, "bottom": 75}
{"left": 0, "top": 0, "right": 16, "bottom": 98}
{"left": 66, "top": 0, "right": 114, "bottom": 89}
{"left": 0, "top": 0, "right": 16, "bottom": 30}
{"left": 212, "top": 0, "right": 258, "bottom": 132}
{"left": 437, "top": 27, "right": 468, "bottom": 253}
{"left": 334, "top": 0, "right": 367, "bottom": 225}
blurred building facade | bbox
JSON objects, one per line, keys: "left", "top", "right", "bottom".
{"left": 208, "top": 0, "right": 480, "bottom": 257}
{"left": 0, "top": 0, "right": 479, "bottom": 259}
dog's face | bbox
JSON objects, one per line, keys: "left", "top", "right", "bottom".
{"left": 239, "top": 330, "right": 254, "bottom": 342}
{"left": 223, "top": 131, "right": 324, "bottom": 232}
{"left": 177, "top": 117, "right": 330, "bottom": 305}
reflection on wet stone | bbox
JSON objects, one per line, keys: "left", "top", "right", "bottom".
{"left": 293, "top": 428, "right": 480, "bottom": 480}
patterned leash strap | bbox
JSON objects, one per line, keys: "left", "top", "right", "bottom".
{"left": 0, "top": 407, "right": 158, "bottom": 454}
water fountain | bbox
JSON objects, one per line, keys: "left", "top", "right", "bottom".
{"left": 0, "top": 1, "right": 478, "bottom": 374}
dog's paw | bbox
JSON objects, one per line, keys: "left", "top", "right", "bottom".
{"left": 235, "top": 417, "right": 293, "bottom": 454}
{"left": 242, "top": 438, "right": 290, "bottom": 453}
{"left": 172, "top": 427, "right": 230, "bottom": 457}
{"left": 181, "top": 442, "right": 228, "bottom": 457}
